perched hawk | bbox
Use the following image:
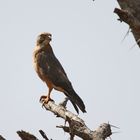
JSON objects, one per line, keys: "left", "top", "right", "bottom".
{"left": 33, "top": 32, "right": 86, "bottom": 114}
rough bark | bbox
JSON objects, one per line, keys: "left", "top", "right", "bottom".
{"left": 17, "top": 131, "right": 38, "bottom": 140}
{"left": 0, "top": 135, "right": 6, "bottom": 140}
{"left": 39, "top": 99, "right": 113, "bottom": 140}
{"left": 16, "top": 130, "right": 51, "bottom": 140}
{"left": 39, "top": 130, "right": 50, "bottom": 140}
{"left": 114, "top": 0, "right": 140, "bottom": 47}
{"left": 0, "top": 100, "right": 113, "bottom": 140}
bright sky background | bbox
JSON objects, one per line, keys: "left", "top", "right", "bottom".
{"left": 0, "top": 0, "right": 139, "bottom": 140}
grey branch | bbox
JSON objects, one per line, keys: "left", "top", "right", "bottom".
{"left": 41, "top": 100, "right": 112, "bottom": 140}
{"left": 17, "top": 130, "right": 38, "bottom": 140}
{"left": 0, "top": 135, "right": 6, "bottom": 140}
{"left": 39, "top": 130, "right": 51, "bottom": 140}
{"left": 59, "top": 97, "right": 69, "bottom": 108}
{"left": 114, "top": 0, "right": 140, "bottom": 47}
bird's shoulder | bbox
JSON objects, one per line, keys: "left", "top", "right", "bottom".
{"left": 35, "top": 48, "right": 68, "bottom": 77}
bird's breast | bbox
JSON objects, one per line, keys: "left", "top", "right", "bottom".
{"left": 33, "top": 48, "right": 53, "bottom": 89}
{"left": 33, "top": 49, "right": 38, "bottom": 73}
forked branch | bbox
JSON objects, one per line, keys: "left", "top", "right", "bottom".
{"left": 40, "top": 99, "right": 112, "bottom": 140}
{"left": 114, "top": 0, "right": 140, "bottom": 47}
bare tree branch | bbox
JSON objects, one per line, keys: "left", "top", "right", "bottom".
{"left": 17, "top": 130, "right": 38, "bottom": 140}
{"left": 0, "top": 135, "right": 6, "bottom": 140}
{"left": 39, "top": 130, "right": 49, "bottom": 140}
{"left": 40, "top": 100, "right": 112, "bottom": 140}
{"left": 114, "top": 0, "right": 140, "bottom": 47}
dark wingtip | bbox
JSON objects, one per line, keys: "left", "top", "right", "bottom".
{"left": 82, "top": 109, "right": 87, "bottom": 113}
{"left": 84, "top": 110, "right": 87, "bottom": 113}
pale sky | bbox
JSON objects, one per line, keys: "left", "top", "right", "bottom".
{"left": 0, "top": 0, "right": 139, "bottom": 140}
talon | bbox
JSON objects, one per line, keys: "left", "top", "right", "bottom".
{"left": 39, "top": 95, "right": 54, "bottom": 107}
{"left": 42, "top": 100, "right": 46, "bottom": 108}
{"left": 40, "top": 95, "right": 47, "bottom": 103}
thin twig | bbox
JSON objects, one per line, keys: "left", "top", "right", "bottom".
{"left": 39, "top": 130, "right": 49, "bottom": 140}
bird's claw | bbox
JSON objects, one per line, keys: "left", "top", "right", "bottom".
{"left": 39, "top": 95, "right": 54, "bottom": 108}
{"left": 39, "top": 95, "right": 47, "bottom": 103}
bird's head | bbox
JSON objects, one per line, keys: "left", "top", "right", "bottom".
{"left": 36, "top": 32, "right": 52, "bottom": 46}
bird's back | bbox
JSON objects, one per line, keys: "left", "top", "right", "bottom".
{"left": 33, "top": 42, "right": 86, "bottom": 113}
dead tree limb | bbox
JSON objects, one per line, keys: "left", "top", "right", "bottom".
{"left": 39, "top": 130, "right": 50, "bottom": 140}
{"left": 40, "top": 100, "right": 113, "bottom": 140}
{"left": 0, "top": 135, "right": 6, "bottom": 140}
{"left": 114, "top": 0, "right": 140, "bottom": 47}
{"left": 17, "top": 130, "right": 38, "bottom": 140}
{"left": 16, "top": 130, "right": 52, "bottom": 140}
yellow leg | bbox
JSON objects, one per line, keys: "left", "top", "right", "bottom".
{"left": 40, "top": 88, "right": 54, "bottom": 106}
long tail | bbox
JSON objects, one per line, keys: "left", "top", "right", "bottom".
{"left": 64, "top": 89, "right": 86, "bottom": 113}
{"left": 69, "top": 99, "right": 79, "bottom": 114}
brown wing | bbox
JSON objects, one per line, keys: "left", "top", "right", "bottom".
{"left": 36, "top": 50, "right": 86, "bottom": 113}
{"left": 36, "top": 50, "right": 71, "bottom": 89}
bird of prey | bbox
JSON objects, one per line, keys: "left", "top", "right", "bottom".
{"left": 33, "top": 32, "right": 86, "bottom": 114}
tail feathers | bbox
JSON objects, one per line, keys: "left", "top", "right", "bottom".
{"left": 70, "top": 99, "right": 79, "bottom": 114}
{"left": 64, "top": 89, "right": 86, "bottom": 113}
